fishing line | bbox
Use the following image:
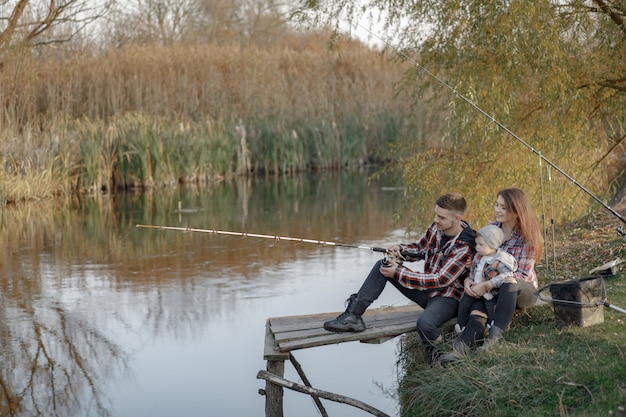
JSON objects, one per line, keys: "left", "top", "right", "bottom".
{"left": 353, "top": 22, "right": 626, "bottom": 227}
{"left": 548, "top": 165, "right": 558, "bottom": 278}
{"left": 538, "top": 153, "right": 552, "bottom": 279}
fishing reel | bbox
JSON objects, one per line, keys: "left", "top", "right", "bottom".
{"left": 381, "top": 251, "right": 405, "bottom": 267}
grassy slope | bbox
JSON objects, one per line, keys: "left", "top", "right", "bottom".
{"left": 398, "top": 211, "right": 626, "bottom": 417}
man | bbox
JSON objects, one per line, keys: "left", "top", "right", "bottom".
{"left": 323, "top": 192, "right": 476, "bottom": 364}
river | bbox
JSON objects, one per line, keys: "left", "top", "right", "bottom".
{"left": 0, "top": 169, "right": 426, "bottom": 417}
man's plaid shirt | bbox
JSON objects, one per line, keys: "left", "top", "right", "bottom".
{"left": 394, "top": 221, "right": 476, "bottom": 301}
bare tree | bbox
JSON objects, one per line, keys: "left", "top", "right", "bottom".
{"left": 106, "top": 0, "right": 203, "bottom": 46}
{"left": 237, "top": 0, "right": 295, "bottom": 43}
{"left": 106, "top": 0, "right": 298, "bottom": 46}
{"left": 0, "top": 0, "right": 115, "bottom": 57}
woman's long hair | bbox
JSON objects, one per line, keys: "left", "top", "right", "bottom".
{"left": 498, "top": 188, "right": 544, "bottom": 262}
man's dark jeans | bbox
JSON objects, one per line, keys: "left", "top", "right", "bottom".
{"left": 356, "top": 260, "right": 459, "bottom": 346}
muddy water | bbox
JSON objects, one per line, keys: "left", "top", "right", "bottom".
{"left": 0, "top": 169, "right": 426, "bottom": 417}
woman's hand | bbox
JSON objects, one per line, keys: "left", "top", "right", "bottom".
{"left": 469, "top": 281, "right": 493, "bottom": 297}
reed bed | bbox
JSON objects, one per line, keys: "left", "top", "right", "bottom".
{"left": 0, "top": 39, "right": 416, "bottom": 202}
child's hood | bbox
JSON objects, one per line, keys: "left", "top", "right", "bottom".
{"left": 495, "top": 249, "right": 518, "bottom": 271}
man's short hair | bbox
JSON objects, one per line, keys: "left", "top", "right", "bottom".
{"left": 435, "top": 192, "right": 467, "bottom": 215}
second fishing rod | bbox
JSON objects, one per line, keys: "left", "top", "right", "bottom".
{"left": 355, "top": 22, "right": 626, "bottom": 228}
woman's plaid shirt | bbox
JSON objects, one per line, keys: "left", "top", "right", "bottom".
{"left": 490, "top": 222, "right": 538, "bottom": 289}
{"left": 395, "top": 221, "right": 476, "bottom": 301}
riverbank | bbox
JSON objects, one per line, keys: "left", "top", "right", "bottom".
{"left": 397, "top": 210, "right": 626, "bottom": 416}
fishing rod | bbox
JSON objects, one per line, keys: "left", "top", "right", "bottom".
{"left": 136, "top": 224, "right": 393, "bottom": 255}
{"left": 354, "top": 22, "right": 626, "bottom": 227}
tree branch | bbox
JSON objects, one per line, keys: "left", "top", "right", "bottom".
{"left": 0, "top": 0, "right": 29, "bottom": 51}
{"left": 257, "top": 370, "right": 391, "bottom": 417}
{"left": 593, "top": 0, "right": 626, "bottom": 36}
{"left": 577, "top": 78, "right": 626, "bottom": 93}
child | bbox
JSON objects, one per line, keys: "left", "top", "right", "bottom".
{"left": 455, "top": 224, "right": 518, "bottom": 334}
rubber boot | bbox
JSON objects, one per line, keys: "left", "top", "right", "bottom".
{"left": 460, "top": 314, "right": 487, "bottom": 348}
{"left": 479, "top": 326, "right": 505, "bottom": 351}
{"left": 439, "top": 339, "right": 471, "bottom": 365}
{"left": 323, "top": 294, "right": 368, "bottom": 333}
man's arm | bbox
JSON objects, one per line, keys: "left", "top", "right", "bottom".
{"left": 397, "top": 224, "right": 435, "bottom": 262}
{"left": 395, "top": 243, "right": 473, "bottom": 291}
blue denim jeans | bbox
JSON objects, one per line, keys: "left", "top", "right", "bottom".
{"left": 356, "top": 260, "right": 459, "bottom": 346}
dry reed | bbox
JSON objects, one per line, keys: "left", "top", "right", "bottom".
{"left": 0, "top": 38, "right": 418, "bottom": 202}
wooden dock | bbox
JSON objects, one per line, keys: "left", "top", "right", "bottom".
{"left": 264, "top": 304, "right": 422, "bottom": 359}
{"left": 258, "top": 300, "right": 550, "bottom": 416}
{"left": 259, "top": 304, "right": 423, "bottom": 417}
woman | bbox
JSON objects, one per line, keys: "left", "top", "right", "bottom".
{"left": 441, "top": 188, "right": 543, "bottom": 362}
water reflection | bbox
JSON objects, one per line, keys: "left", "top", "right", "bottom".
{"left": 0, "top": 169, "right": 411, "bottom": 417}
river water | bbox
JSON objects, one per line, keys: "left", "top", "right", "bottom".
{"left": 0, "top": 169, "right": 425, "bottom": 417}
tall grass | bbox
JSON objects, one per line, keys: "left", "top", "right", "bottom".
{"left": 0, "top": 37, "right": 416, "bottom": 202}
{"left": 399, "top": 300, "right": 626, "bottom": 417}
{"left": 53, "top": 115, "right": 241, "bottom": 191}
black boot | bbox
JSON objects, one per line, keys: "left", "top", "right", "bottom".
{"left": 460, "top": 314, "right": 487, "bottom": 348}
{"left": 479, "top": 326, "right": 505, "bottom": 351}
{"left": 323, "top": 294, "right": 368, "bottom": 333}
{"left": 439, "top": 339, "right": 471, "bottom": 365}
{"left": 423, "top": 335, "right": 443, "bottom": 367}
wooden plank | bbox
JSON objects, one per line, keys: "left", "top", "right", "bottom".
{"left": 277, "top": 321, "right": 417, "bottom": 351}
{"left": 264, "top": 304, "right": 423, "bottom": 353}
{"left": 271, "top": 310, "right": 419, "bottom": 335}
{"left": 267, "top": 304, "right": 420, "bottom": 323}
{"left": 271, "top": 312, "right": 419, "bottom": 344}
{"left": 264, "top": 307, "right": 422, "bottom": 359}
{"left": 264, "top": 319, "right": 290, "bottom": 361}
{"left": 268, "top": 304, "right": 422, "bottom": 333}
{"left": 360, "top": 336, "right": 400, "bottom": 345}
{"left": 270, "top": 310, "right": 418, "bottom": 335}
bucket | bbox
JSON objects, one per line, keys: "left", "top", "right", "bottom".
{"left": 546, "top": 276, "right": 605, "bottom": 328}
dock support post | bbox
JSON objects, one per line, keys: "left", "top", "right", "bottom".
{"left": 265, "top": 359, "right": 285, "bottom": 417}
{"left": 263, "top": 319, "right": 289, "bottom": 417}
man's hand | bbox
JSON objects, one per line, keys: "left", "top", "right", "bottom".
{"left": 379, "top": 260, "right": 398, "bottom": 278}
{"left": 464, "top": 278, "right": 477, "bottom": 297}
{"left": 386, "top": 245, "right": 401, "bottom": 259}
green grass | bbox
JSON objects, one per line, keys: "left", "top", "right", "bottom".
{"left": 397, "top": 213, "right": 626, "bottom": 417}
